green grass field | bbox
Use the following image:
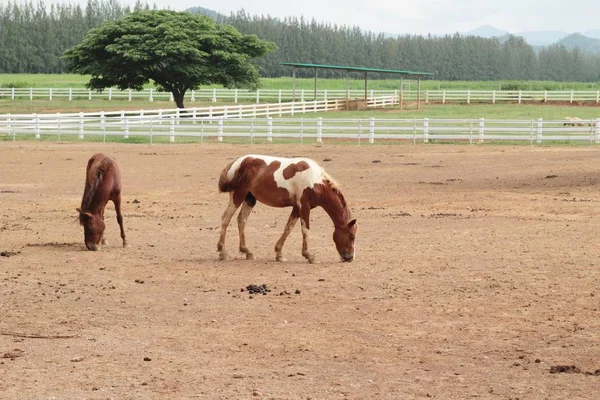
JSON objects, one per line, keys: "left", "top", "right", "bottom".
{"left": 1, "top": 73, "right": 600, "bottom": 91}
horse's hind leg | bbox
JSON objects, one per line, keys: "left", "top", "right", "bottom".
{"left": 217, "top": 193, "right": 240, "bottom": 260}
{"left": 113, "top": 195, "right": 127, "bottom": 248}
{"left": 274, "top": 207, "right": 299, "bottom": 262}
{"left": 237, "top": 194, "right": 256, "bottom": 260}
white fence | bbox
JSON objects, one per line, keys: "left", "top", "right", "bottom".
{"left": 2, "top": 105, "right": 599, "bottom": 144}
{"left": 2, "top": 87, "right": 600, "bottom": 104}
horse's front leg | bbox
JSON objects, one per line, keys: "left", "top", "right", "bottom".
{"left": 274, "top": 207, "right": 299, "bottom": 262}
{"left": 113, "top": 195, "right": 127, "bottom": 248}
{"left": 300, "top": 207, "right": 315, "bottom": 263}
{"left": 237, "top": 201, "right": 255, "bottom": 260}
{"left": 217, "top": 193, "right": 240, "bottom": 260}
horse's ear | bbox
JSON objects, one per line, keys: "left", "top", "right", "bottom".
{"left": 347, "top": 219, "right": 357, "bottom": 228}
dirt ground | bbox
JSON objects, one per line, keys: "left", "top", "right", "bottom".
{"left": 2, "top": 141, "right": 600, "bottom": 399}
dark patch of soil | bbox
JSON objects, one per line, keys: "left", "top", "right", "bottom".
{"left": 245, "top": 284, "right": 270, "bottom": 295}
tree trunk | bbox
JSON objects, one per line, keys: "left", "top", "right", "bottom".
{"left": 173, "top": 91, "right": 186, "bottom": 108}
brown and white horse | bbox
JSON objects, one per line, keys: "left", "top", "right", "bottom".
{"left": 217, "top": 154, "right": 357, "bottom": 263}
{"left": 77, "top": 153, "right": 127, "bottom": 251}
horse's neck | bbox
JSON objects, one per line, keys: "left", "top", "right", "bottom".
{"left": 318, "top": 185, "right": 350, "bottom": 227}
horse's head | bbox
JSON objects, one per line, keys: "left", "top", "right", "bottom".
{"left": 333, "top": 219, "right": 357, "bottom": 262}
{"left": 77, "top": 208, "right": 105, "bottom": 251}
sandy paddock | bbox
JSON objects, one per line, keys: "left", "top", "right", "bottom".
{"left": 1, "top": 142, "right": 600, "bottom": 399}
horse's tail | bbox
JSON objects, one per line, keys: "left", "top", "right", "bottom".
{"left": 218, "top": 158, "right": 246, "bottom": 193}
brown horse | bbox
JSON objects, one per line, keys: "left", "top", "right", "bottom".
{"left": 77, "top": 153, "right": 127, "bottom": 251}
{"left": 217, "top": 155, "right": 357, "bottom": 263}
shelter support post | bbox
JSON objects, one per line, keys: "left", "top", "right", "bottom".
{"left": 314, "top": 68, "right": 318, "bottom": 101}
{"left": 364, "top": 71, "right": 368, "bottom": 100}
{"left": 292, "top": 67, "right": 296, "bottom": 102}
{"left": 417, "top": 75, "right": 421, "bottom": 110}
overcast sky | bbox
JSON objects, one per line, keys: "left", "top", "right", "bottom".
{"left": 52, "top": 0, "right": 598, "bottom": 35}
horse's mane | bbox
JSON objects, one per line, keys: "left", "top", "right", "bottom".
{"left": 79, "top": 158, "right": 108, "bottom": 223}
{"left": 324, "top": 178, "right": 352, "bottom": 223}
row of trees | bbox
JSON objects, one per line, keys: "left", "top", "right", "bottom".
{"left": 0, "top": 0, "right": 149, "bottom": 73}
{"left": 223, "top": 11, "right": 600, "bottom": 81}
{"left": 1, "top": 0, "right": 600, "bottom": 81}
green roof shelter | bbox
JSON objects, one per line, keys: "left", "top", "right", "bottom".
{"left": 281, "top": 62, "right": 434, "bottom": 109}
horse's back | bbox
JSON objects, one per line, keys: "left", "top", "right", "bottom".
{"left": 86, "top": 153, "right": 121, "bottom": 194}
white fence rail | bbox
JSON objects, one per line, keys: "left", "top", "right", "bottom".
{"left": 2, "top": 106, "right": 599, "bottom": 144}
{"left": 2, "top": 87, "right": 600, "bottom": 104}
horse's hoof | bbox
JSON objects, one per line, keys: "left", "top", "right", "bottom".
{"left": 101, "top": 238, "right": 108, "bottom": 246}
{"left": 276, "top": 255, "right": 287, "bottom": 262}
{"left": 122, "top": 241, "right": 128, "bottom": 248}
{"left": 303, "top": 253, "right": 316, "bottom": 263}
{"left": 219, "top": 252, "right": 228, "bottom": 261}
{"left": 245, "top": 253, "right": 255, "bottom": 260}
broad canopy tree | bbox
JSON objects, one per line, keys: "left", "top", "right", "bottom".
{"left": 62, "top": 10, "right": 276, "bottom": 108}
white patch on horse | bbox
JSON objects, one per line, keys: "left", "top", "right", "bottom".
{"left": 228, "top": 155, "right": 328, "bottom": 194}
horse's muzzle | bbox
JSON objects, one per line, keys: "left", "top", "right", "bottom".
{"left": 340, "top": 254, "right": 354, "bottom": 262}
{"left": 86, "top": 243, "right": 100, "bottom": 251}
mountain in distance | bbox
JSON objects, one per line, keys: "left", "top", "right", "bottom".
{"left": 465, "top": 25, "right": 600, "bottom": 52}
{"left": 557, "top": 33, "right": 600, "bottom": 53}
{"left": 187, "top": 6, "right": 226, "bottom": 20}
{"left": 466, "top": 25, "right": 568, "bottom": 46}
{"left": 514, "top": 30, "right": 569, "bottom": 46}
{"left": 466, "top": 25, "right": 508, "bottom": 38}
{"left": 584, "top": 29, "right": 600, "bottom": 39}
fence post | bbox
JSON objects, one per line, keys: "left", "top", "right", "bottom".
{"left": 570, "top": 90, "right": 574, "bottom": 103}
{"left": 278, "top": 89, "right": 282, "bottom": 104}
{"left": 57, "top": 113, "right": 61, "bottom": 142}
{"left": 544, "top": 90, "right": 548, "bottom": 103}
{"left": 212, "top": 88, "right": 217, "bottom": 103}
{"left": 256, "top": 90, "right": 260, "bottom": 104}
{"left": 369, "top": 117, "right": 375, "bottom": 144}
{"left": 267, "top": 117, "right": 273, "bottom": 143}
{"left": 442, "top": 90, "right": 446, "bottom": 104}
{"left": 317, "top": 117, "right": 323, "bottom": 144}
{"left": 223, "top": 105, "right": 228, "bottom": 119}
{"left": 35, "top": 114, "right": 40, "bottom": 139}
{"left": 29, "top": 88, "right": 33, "bottom": 101}
{"left": 149, "top": 88, "right": 154, "bottom": 102}
{"left": 124, "top": 116, "right": 129, "bottom": 139}
{"left": 69, "top": 87, "right": 72, "bottom": 101}
{"left": 518, "top": 90, "right": 522, "bottom": 104}
{"left": 49, "top": 88, "right": 52, "bottom": 101}
{"left": 467, "top": 90, "right": 471, "bottom": 104}
{"left": 217, "top": 118, "right": 224, "bottom": 142}
{"left": 425, "top": 90, "right": 429, "bottom": 104}
{"left": 301, "top": 89, "right": 305, "bottom": 103}
{"left": 79, "top": 112, "right": 84, "bottom": 139}
{"left": 537, "top": 118, "right": 543, "bottom": 144}
{"left": 108, "top": 88, "right": 112, "bottom": 101}
{"left": 423, "top": 118, "right": 429, "bottom": 143}
{"left": 88, "top": 89, "right": 92, "bottom": 101}
{"left": 596, "top": 91, "right": 599, "bottom": 104}
{"left": 595, "top": 118, "right": 600, "bottom": 144}
{"left": 492, "top": 90, "right": 496, "bottom": 104}
{"left": 128, "top": 89, "right": 132, "bottom": 101}
{"left": 208, "top": 107, "right": 213, "bottom": 119}
{"left": 170, "top": 116, "right": 175, "bottom": 143}
{"left": 191, "top": 90, "right": 195, "bottom": 103}
{"left": 234, "top": 89, "right": 238, "bottom": 104}
{"left": 101, "top": 112, "right": 106, "bottom": 143}
{"left": 479, "top": 118, "right": 485, "bottom": 143}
